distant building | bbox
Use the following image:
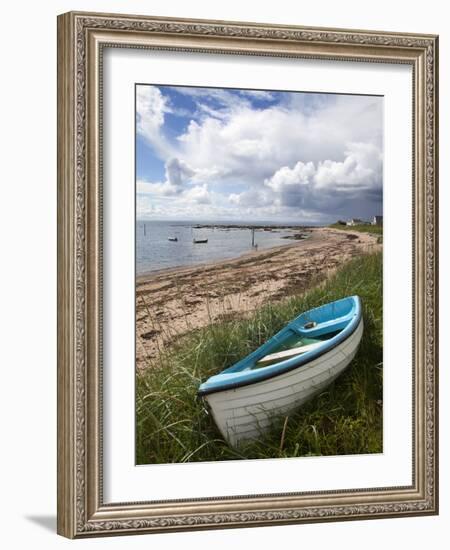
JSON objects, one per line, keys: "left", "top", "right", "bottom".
{"left": 372, "top": 215, "right": 383, "bottom": 226}
{"left": 347, "top": 218, "right": 363, "bottom": 226}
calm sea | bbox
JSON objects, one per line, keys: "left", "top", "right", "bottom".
{"left": 136, "top": 221, "right": 306, "bottom": 275}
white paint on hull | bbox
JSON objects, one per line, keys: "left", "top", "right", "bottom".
{"left": 204, "top": 320, "right": 363, "bottom": 447}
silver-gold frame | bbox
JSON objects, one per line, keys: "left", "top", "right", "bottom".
{"left": 57, "top": 11, "right": 439, "bottom": 538}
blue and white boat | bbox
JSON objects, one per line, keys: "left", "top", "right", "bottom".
{"left": 198, "top": 296, "right": 363, "bottom": 447}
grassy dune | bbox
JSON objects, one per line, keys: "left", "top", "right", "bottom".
{"left": 329, "top": 223, "right": 383, "bottom": 235}
{"left": 136, "top": 251, "right": 383, "bottom": 464}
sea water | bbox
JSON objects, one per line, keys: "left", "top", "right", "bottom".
{"left": 136, "top": 220, "right": 306, "bottom": 275}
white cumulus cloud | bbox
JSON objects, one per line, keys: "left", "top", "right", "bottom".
{"left": 136, "top": 86, "right": 175, "bottom": 157}
{"left": 262, "top": 142, "right": 382, "bottom": 216}
{"left": 136, "top": 85, "right": 383, "bottom": 221}
{"left": 315, "top": 142, "right": 382, "bottom": 191}
{"left": 183, "top": 185, "right": 211, "bottom": 204}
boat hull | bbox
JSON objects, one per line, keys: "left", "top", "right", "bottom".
{"left": 203, "top": 318, "right": 363, "bottom": 447}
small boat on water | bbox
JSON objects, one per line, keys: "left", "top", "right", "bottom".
{"left": 168, "top": 237, "right": 178, "bottom": 242}
{"left": 198, "top": 295, "right": 363, "bottom": 447}
{"left": 193, "top": 238, "right": 208, "bottom": 244}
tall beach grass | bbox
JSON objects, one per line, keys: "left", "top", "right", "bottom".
{"left": 136, "top": 251, "right": 383, "bottom": 464}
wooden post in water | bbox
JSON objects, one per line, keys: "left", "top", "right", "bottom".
{"left": 144, "top": 223, "right": 146, "bottom": 236}
{"left": 251, "top": 227, "right": 255, "bottom": 248}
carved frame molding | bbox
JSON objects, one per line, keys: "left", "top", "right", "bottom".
{"left": 57, "top": 11, "right": 438, "bottom": 538}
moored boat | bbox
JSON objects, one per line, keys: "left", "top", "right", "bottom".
{"left": 168, "top": 237, "right": 178, "bottom": 241}
{"left": 193, "top": 238, "right": 208, "bottom": 244}
{"left": 198, "top": 295, "right": 363, "bottom": 447}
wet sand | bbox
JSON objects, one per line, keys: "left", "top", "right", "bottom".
{"left": 136, "top": 227, "right": 380, "bottom": 370}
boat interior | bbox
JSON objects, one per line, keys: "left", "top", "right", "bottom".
{"left": 197, "top": 296, "right": 361, "bottom": 395}
{"left": 243, "top": 296, "right": 360, "bottom": 370}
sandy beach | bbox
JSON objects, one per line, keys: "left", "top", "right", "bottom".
{"left": 136, "top": 227, "right": 381, "bottom": 370}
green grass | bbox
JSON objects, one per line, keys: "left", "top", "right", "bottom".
{"left": 136, "top": 251, "right": 383, "bottom": 464}
{"left": 329, "top": 223, "right": 383, "bottom": 235}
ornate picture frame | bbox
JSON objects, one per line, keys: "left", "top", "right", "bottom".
{"left": 57, "top": 11, "right": 438, "bottom": 538}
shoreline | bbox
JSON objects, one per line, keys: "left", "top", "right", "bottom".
{"left": 136, "top": 236, "right": 311, "bottom": 282}
{"left": 136, "top": 227, "right": 381, "bottom": 370}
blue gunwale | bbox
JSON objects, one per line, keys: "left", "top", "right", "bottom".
{"left": 198, "top": 296, "right": 362, "bottom": 396}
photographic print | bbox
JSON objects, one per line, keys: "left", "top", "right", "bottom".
{"left": 135, "top": 84, "right": 383, "bottom": 464}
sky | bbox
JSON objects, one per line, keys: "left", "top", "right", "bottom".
{"left": 136, "top": 84, "right": 383, "bottom": 223}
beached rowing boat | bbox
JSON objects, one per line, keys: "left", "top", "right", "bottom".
{"left": 198, "top": 295, "right": 363, "bottom": 447}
